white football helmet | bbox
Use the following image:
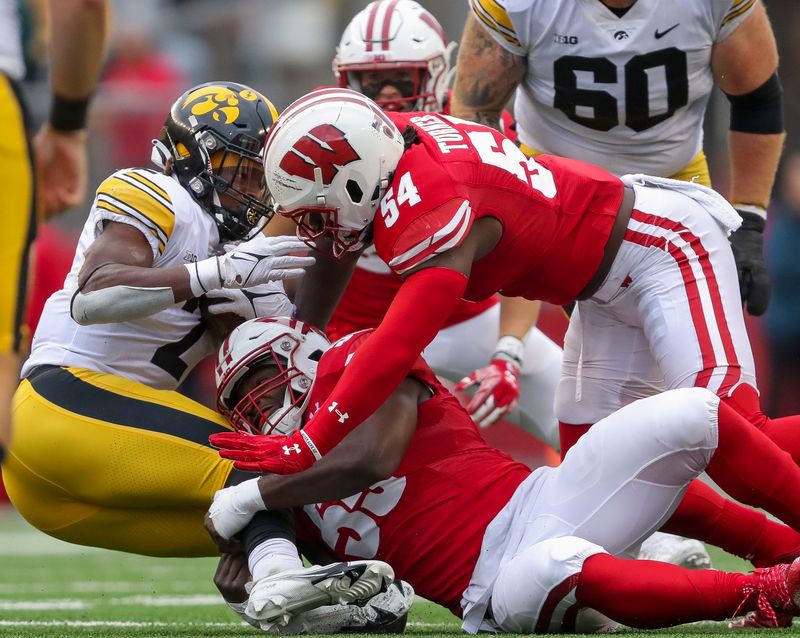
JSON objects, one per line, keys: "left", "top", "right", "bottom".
{"left": 334, "top": 0, "right": 451, "bottom": 112}
{"left": 215, "top": 317, "right": 330, "bottom": 435}
{"left": 264, "top": 88, "right": 405, "bottom": 258}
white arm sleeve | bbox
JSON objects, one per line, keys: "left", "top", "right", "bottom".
{"left": 70, "top": 285, "right": 177, "bottom": 325}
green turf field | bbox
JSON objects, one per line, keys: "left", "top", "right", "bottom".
{"left": 0, "top": 506, "right": 789, "bottom": 637}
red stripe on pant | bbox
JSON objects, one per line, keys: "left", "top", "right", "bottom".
{"left": 629, "top": 209, "right": 741, "bottom": 394}
{"left": 534, "top": 573, "right": 579, "bottom": 633}
{"left": 624, "top": 215, "right": 741, "bottom": 393}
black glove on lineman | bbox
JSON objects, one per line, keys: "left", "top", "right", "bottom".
{"left": 730, "top": 208, "right": 770, "bottom": 316}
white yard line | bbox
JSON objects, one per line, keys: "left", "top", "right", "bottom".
{"left": 0, "top": 619, "right": 458, "bottom": 629}
{"left": 0, "top": 594, "right": 223, "bottom": 610}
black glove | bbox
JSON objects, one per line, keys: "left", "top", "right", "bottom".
{"left": 730, "top": 208, "right": 770, "bottom": 316}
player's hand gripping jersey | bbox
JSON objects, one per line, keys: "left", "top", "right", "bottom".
{"left": 469, "top": 0, "right": 757, "bottom": 177}
{"left": 23, "top": 168, "right": 231, "bottom": 389}
{"left": 215, "top": 112, "right": 624, "bottom": 471}
{"left": 296, "top": 330, "right": 531, "bottom": 615}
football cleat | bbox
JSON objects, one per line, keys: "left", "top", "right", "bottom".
{"left": 638, "top": 532, "right": 712, "bottom": 569}
{"left": 246, "top": 560, "right": 394, "bottom": 627}
{"left": 729, "top": 557, "right": 800, "bottom": 629}
{"left": 262, "top": 580, "right": 415, "bottom": 634}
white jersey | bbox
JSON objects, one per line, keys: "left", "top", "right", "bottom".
{"left": 0, "top": 0, "right": 24, "bottom": 79}
{"left": 470, "top": 0, "right": 757, "bottom": 176}
{"left": 23, "top": 168, "right": 223, "bottom": 390}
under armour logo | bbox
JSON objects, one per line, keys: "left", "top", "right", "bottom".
{"left": 328, "top": 401, "right": 349, "bottom": 423}
{"left": 283, "top": 444, "right": 302, "bottom": 455}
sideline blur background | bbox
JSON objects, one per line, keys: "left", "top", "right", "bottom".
{"left": 19, "top": 0, "right": 800, "bottom": 417}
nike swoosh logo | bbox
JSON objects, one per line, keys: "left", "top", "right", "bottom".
{"left": 654, "top": 23, "right": 679, "bottom": 39}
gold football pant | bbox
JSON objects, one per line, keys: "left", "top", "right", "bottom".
{"left": 518, "top": 144, "right": 712, "bottom": 188}
{"left": 0, "top": 74, "right": 34, "bottom": 355}
{"left": 3, "top": 365, "right": 249, "bottom": 557}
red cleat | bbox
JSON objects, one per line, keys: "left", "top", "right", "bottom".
{"left": 730, "top": 557, "right": 800, "bottom": 629}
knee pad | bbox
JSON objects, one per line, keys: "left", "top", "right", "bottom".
{"left": 490, "top": 536, "right": 618, "bottom": 634}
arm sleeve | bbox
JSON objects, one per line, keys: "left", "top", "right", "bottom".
{"left": 299, "top": 267, "right": 468, "bottom": 457}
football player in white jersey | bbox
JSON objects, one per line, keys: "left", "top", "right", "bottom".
{"left": 1, "top": 82, "right": 398, "bottom": 628}
{"left": 0, "top": 0, "right": 108, "bottom": 469}
{"left": 454, "top": 0, "right": 781, "bottom": 317}
{"left": 452, "top": 0, "right": 783, "bottom": 566}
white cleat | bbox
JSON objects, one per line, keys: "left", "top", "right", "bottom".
{"left": 261, "top": 580, "right": 415, "bottom": 635}
{"left": 638, "top": 532, "right": 712, "bottom": 569}
{"left": 246, "top": 560, "right": 395, "bottom": 627}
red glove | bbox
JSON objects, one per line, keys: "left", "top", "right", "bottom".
{"left": 455, "top": 358, "right": 521, "bottom": 428}
{"left": 209, "top": 430, "right": 318, "bottom": 474}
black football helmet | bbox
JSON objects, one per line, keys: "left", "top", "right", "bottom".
{"left": 155, "top": 81, "right": 279, "bottom": 241}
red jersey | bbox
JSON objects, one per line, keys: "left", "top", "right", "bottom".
{"left": 326, "top": 247, "right": 496, "bottom": 341}
{"left": 325, "top": 93, "right": 505, "bottom": 342}
{"left": 374, "top": 112, "right": 625, "bottom": 305}
{"left": 296, "top": 331, "right": 530, "bottom": 616}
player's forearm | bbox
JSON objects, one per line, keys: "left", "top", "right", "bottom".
{"left": 451, "top": 13, "right": 525, "bottom": 131}
{"left": 300, "top": 268, "right": 468, "bottom": 458}
{"left": 498, "top": 296, "right": 540, "bottom": 340}
{"left": 47, "top": 0, "right": 108, "bottom": 100}
{"left": 256, "top": 382, "right": 419, "bottom": 509}
{"left": 292, "top": 241, "right": 361, "bottom": 330}
{"left": 79, "top": 263, "right": 195, "bottom": 301}
{"left": 728, "top": 130, "right": 784, "bottom": 210}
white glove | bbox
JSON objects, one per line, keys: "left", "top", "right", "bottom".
{"left": 187, "top": 235, "right": 315, "bottom": 297}
{"left": 207, "top": 478, "right": 266, "bottom": 540}
{"left": 204, "top": 282, "right": 294, "bottom": 321}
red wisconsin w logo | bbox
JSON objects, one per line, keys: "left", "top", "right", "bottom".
{"left": 279, "top": 124, "right": 360, "bottom": 184}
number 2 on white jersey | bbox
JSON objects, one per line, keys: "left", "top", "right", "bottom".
{"left": 467, "top": 131, "right": 557, "bottom": 199}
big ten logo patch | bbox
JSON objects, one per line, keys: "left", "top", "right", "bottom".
{"left": 304, "top": 477, "right": 407, "bottom": 559}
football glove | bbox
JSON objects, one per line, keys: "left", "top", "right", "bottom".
{"left": 203, "top": 282, "right": 294, "bottom": 321}
{"left": 730, "top": 207, "right": 770, "bottom": 316}
{"left": 210, "top": 430, "right": 318, "bottom": 474}
{"left": 187, "top": 234, "right": 315, "bottom": 296}
{"left": 455, "top": 336, "right": 524, "bottom": 429}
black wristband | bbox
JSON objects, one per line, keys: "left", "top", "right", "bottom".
{"left": 0, "top": 443, "right": 5, "bottom": 465}
{"left": 49, "top": 94, "right": 91, "bottom": 131}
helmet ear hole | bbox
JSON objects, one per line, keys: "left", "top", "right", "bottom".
{"left": 346, "top": 179, "right": 364, "bottom": 204}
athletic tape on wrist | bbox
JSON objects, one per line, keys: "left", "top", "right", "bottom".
{"left": 235, "top": 478, "right": 266, "bottom": 515}
{"left": 493, "top": 335, "right": 525, "bottom": 367}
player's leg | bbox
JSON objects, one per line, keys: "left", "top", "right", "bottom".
{"left": 0, "top": 75, "right": 35, "bottom": 459}
{"left": 4, "top": 365, "right": 238, "bottom": 556}
{"left": 625, "top": 184, "right": 800, "bottom": 441}
{"left": 662, "top": 479, "right": 800, "bottom": 567}
{"left": 490, "top": 537, "right": 800, "bottom": 632}
{"left": 534, "top": 388, "right": 719, "bottom": 557}
{"left": 554, "top": 302, "right": 665, "bottom": 458}
{"left": 423, "top": 303, "right": 563, "bottom": 448}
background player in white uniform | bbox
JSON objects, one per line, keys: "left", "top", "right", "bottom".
{"left": 208, "top": 317, "right": 800, "bottom": 632}
{"left": 0, "top": 0, "right": 108, "bottom": 467}
{"left": 453, "top": 0, "right": 783, "bottom": 565}
{"left": 321, "top": 0, "right": 563, "bottom": 446}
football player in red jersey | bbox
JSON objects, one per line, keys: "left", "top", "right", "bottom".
{"left": 312, "top": 0, "right": 563, "bottom": 445}
{"left": 209, "top": 317, "right": 800, "bottom": 631}
{"left": 215, "top": 87, "right": 800, "bottom": 546}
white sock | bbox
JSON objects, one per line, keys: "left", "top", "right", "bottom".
{"left": 249, "top": 537, "right": 303, "bottom": 581}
